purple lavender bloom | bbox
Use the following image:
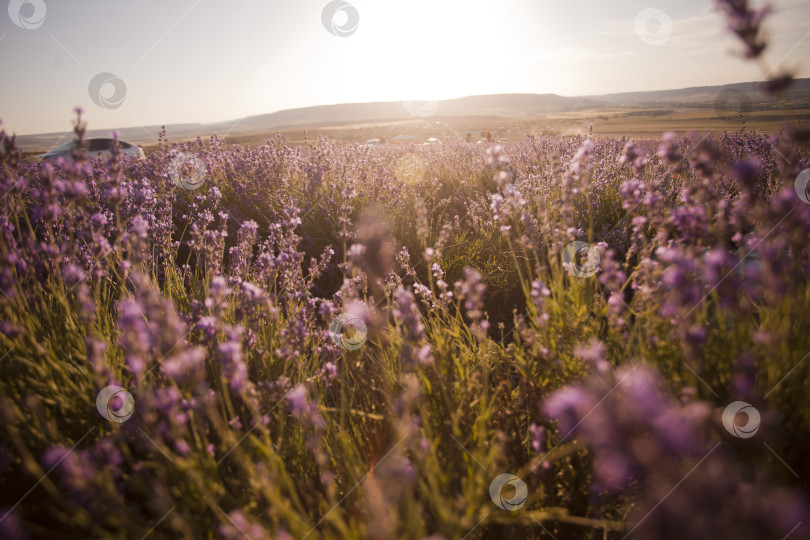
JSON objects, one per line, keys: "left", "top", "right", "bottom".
{"left": 575, "top": 339, "right": 609, "bottom": 373}
{"left": 0, "top": 507, "right": 28, "bottom": 540}
{"left": 542, "top": 387, "right": 594, "bottom": 437}
{"left": 286, "top": 384, "right": 308, "bottom": 416}
{"left": 217, "top": 326, "right": 248, "bottom": 393}
{"left": 715, "top": 0, "right": 770, "bottom": 59}
{"left": 529, "top": 423, "right": 545, "bottom": 453}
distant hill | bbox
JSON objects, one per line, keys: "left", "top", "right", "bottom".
{"left": 218, "top": 93, "right": 602, "bottom": 133}
{"left": 583, "top": 78, "right": 810, "bottom": 107}
{"left": 15, "top": 78, "right": 810, "bottom": 151}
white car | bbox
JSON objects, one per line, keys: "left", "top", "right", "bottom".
{"left": 38, "top": 138, "right": 145, "bottom": 161}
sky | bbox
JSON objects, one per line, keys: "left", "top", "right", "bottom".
{"left": 0, "top": 0, "right": 808, "bottom": 135}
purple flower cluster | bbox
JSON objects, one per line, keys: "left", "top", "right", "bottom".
{"left": 544, "top": 351, "right": 810, "bottom": 539}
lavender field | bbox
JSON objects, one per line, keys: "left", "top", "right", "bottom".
{"left": 3, "top": 0, "right": 810, "bottom": 539}
{"left": 0, "top": 112, "right": 809, "bottom": 539}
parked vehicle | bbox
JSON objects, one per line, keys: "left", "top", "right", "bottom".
{"left": 38, "top": 138, "right": 145, "bottom": 161}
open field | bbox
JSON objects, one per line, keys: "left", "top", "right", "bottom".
{"left": 208, "top": 106, "right": 810, "bottom": 150}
